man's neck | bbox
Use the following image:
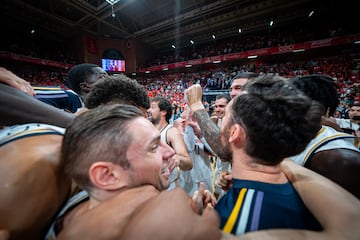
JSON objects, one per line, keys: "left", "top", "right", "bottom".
{"left": 231, "top": 151, "right": 288, "bottom": 184}
{"left": 155, "top": 120, "right": 169, "bottom": 132}
{"left": 350, "top": 118, "right": 359, "bottom": 125}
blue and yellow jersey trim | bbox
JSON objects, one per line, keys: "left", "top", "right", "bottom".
{"left": 0, "top": 124, "right": 65, "bottom": 147}
{"left": 223, "top": 188, "right": 264, "bottom": 235}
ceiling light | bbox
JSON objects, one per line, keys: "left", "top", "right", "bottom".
{"left": 293, "top": 49, "right": 305, "bottom": 53}
{"left": 213, "top": 60, "right": 221, "bottom": 63}
{"left": 190, "top": 40, "right": 194, "bottom": 44}
{"left": 185, "top": 64, "right": 192, "bottom": 68}
{"left": 354, "top": 40, "right": 360, "bottom": 44}
{"left": 172, "top": 44, "right": 176, "bottom": 49}
{"left": 106, "top": 0, "right": 121, "bottom": 5}
{"left": 163, "top": 67, "right": 168, "bottom": 71}
{"left": 238, "top": 28, "right": 242, "bottom": 33}
{"left": 247, "top": 55, "right": 258, "bottom": 59}
{"left": 308, "top": 10, "right": 314, "bottom": 17}
{"left": 145, "top": 71, "right": 150, "bottom": 74}
{"left": 269, "top": 20, "right": 274, "bottom": 27}
{"left": 30, "top": 29, "right": 35, "bottom": 34}
{"left": 212, "top": 34, "right": 216, "bottom": 39}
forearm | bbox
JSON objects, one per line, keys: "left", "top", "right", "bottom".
{"left": 0, "top": 83, "right": 74, "bottom": 128}
{"left": 175, "top": 153, "right": 193, "bottom": 170}
{"left": 0, "top": 67, "right": 35, "bottom": 96}
{"left": 193, "top": 109, "right": 229, "bottom": 161}
{"left": 281, "top": 160, "right": 360, "bottom": 235}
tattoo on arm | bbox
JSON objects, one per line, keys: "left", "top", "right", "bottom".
{"left": 193, "top": 109, "right": 227, "bottom": 160}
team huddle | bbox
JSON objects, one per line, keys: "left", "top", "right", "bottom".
{"left": 0, "top": 65, "right": 359, "bottom": 240}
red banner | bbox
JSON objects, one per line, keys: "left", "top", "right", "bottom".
{"left": 0, "top": 51, "right": 73, "bottom": 69}
{"left": 86, "top": 36, "right": 98, "bottom": 54}
{"left": 138, "top": 33, "right": 360, "bottom": 73}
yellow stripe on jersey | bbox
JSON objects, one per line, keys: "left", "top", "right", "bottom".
{"left": 223, "top": 188, "right": 247, "bottom": 233}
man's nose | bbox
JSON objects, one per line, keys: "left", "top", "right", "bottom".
{"left": 161, "top": 142, "right": 175, "bottom": 160}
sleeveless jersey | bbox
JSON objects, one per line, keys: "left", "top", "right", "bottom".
{"left": 159, "top": 124, "right": 180, "bottom": 190}
{"left": 45, "top": 191, "right": 89, "bottom": 240}
{"left": 160, "top": 124, "right": 173, "bottom": 144}
{"left": 290, "top": 126, "right": 360, "bottom": 166}
{"left": 0, "top": 123, "right": 65, "bottom": 147}
{"left": 180, "top": 125, "right": 213, "bottom": 196}
{"left": 215, "top": 179, "right": 321, "bottom": 235}
{"left": 34, "top": 86, "right": 84, "bottom": 113}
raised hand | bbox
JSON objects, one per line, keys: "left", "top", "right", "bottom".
{"left": 184, "top": 84, "right": 204, "bottom": 112}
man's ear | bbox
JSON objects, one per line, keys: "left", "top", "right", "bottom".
{"left": 89, "top": 162, "right": 122, "bottom": 190}
{"left": 160, "top": 109, "right": 167, "bottom": 118}
{"left": 229, "top": 124, "right": 246, "bottom": 146}
{"left": 80, "top": 82, "right": 91, "bottom": 94}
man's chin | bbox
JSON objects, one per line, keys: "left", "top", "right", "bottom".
{"left": 159, "top": 181, "right": 170, "bottom": 191}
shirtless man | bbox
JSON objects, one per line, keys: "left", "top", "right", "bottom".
{"left": 52, "top": 104, "right": 217, "bottom": 239}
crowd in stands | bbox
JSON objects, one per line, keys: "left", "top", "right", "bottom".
{"left": 2, "top": 3, "right": 360, "bottom": 238}
{"left": 9, "top": 52, "right": 360, "bottom": 119}
{"left": 3, "top": 17, "right": 359, "bottom": 122}
{"left": 137, "top": 54, "right": 360, "bottom": 113}
{"left": 16, "top": 70, "right": 68, "bottom": 88}
{"left": 143, "top": 20, "right": 354, "bottom": 67}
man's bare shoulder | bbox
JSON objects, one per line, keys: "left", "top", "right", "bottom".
{"left": 58, "top": 185, "right": 159, "bottom": 239}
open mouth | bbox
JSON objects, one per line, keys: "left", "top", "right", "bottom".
{"left": 161, "top": 165, "right": 170, "bottom": 179}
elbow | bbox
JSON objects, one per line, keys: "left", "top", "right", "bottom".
{"left": 182, "top": 156, "right": 193, "bottom": 170}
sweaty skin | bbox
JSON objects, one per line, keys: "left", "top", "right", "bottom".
{"left": 0, "top": 135, "right": 72, "bottom": 239}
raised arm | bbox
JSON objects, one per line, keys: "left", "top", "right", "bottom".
{"left": 0, "top": 83, "right": 74, "bottom": 128}
{"left": 167, "top": 127, "right": 193, "bottom": 170}
{"left": 0, "top": 67, "right": 35, "bottom": 96}
{"left": 184, "top": 84, "right": 228, "bottom": 161}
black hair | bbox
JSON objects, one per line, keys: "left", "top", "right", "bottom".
{"left": 289, "top": 74, "right": 339, "bottom": 116}
{"left": 216, "top": 93, "right": 231, "bottom": 102}
{"left": 67, "top": 63, "right": 99, "bottom": 94}
{"left": 151, "top": 96, "right": 172, "bottom": 123}
{"left": 84, "top": 75, "right": 150, "bottom": 110}
{"left": 231, "top": 72, "right": 259, "bottom": 82}
{"left": 231, "top": 74, "right": 323, "bottom": 164}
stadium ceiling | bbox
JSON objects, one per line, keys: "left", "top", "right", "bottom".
{"left": 0, "top": 0, "right": 351, "bottom": 52}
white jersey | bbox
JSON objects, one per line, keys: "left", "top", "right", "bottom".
{"left": 160, "top": 124, "right": 173, "bottom": 144}
{"left": 0, "top": 123, "right": 65, "bottom": 147}
{"left": 159, "top": 124, "right": 180, "bottom": 191}
{"left": 290, "top": 125, "right": 360, "bottom": 166}
{"left": 180, "top": 126, "right": 213, "bottom": 196}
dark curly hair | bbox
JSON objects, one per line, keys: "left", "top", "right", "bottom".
{"left": 289, "top": 74, "right": 339, "bottom": 116}
{"left": 231, "top": 74, "right": 323, "bottom": 165}
{"left": 84, "top": 75, "right": 150, "bottom": 110}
